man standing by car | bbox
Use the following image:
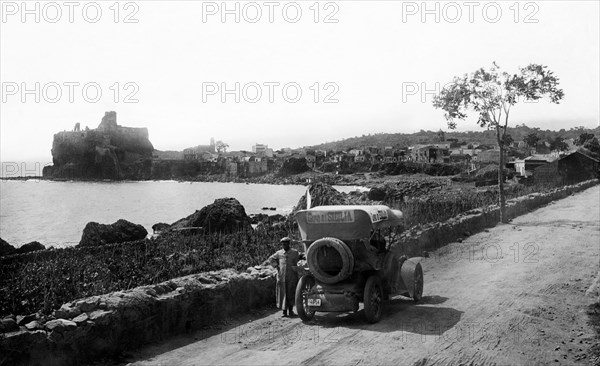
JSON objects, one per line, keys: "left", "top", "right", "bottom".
{"left": 266, "top": 237, "right": 301, "bottom": 317}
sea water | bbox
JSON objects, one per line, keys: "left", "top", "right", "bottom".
{"left": 0, "top": 180, "right": 363, "bottom": 247}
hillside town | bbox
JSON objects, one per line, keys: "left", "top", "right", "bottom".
{"left": 36, "top": 112, "right": 597, "bottom": 183}
{"left": 153, "top": 129, "right": 600, "bottom": 184}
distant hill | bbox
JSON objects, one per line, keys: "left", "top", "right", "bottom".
{"left": 307, "top": 124, "right": 600, "bottom": 151}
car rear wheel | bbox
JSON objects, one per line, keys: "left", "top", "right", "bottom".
{"left": 413, "top": 263, "right": 423, "bottom": 303}
{"left": 364, "top": 276, "right": 383, "bottom": 323}
{"left": 296, "top": 275, "right": 316, "bottom": 322}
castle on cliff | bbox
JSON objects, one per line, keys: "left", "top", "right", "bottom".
{"left": 54, "top": 111, "right": 150, "bottom": 144}
{"left": 43, "top": 112, "right": 154, "bottom": 180}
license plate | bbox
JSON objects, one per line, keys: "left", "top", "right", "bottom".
{"left": 308, "top": 298, "right": 321, "bottom": 306}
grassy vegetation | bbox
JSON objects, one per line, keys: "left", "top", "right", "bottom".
{"left": 395, "top": 182, "right": 557, "bottom": 228}
{"left": 0, "top": 181, "right": 567, "bottom": 318}
{"left": 0, "top": 223, "right": 297, "bottom": 317}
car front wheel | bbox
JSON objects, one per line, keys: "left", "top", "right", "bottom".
{"left": 364, "top": 275, "right": 383, "bottom": 323}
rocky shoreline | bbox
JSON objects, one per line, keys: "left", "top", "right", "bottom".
{"left": 2, "top": 170, "right": 455, "bottom": 189}
{"left": 3, "top": 172, "right": 334, "bottom": 185}
{"left": 0, "top": 175, "right": 501, "bottom": 257}
{"left": 0, "top": 196, "right": 267, "bottom": 256}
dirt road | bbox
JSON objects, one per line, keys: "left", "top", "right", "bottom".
{"left": 127, "top": 186, "right": 600, "bottom": 366}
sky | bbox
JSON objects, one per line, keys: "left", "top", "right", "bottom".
{"left": 1, "top": 0, "right": 599, "bottom": 163}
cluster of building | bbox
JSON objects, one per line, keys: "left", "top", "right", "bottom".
{"left": 153, "top": 140, "right": 278, "bottom": 177}
{"left": 509, "top": 151, "right": 599, "bottom": 185}
{"left": 152, "top": 136, "right": 598, "bottom": 183}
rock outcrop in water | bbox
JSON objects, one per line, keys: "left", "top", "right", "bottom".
{"left": 0, "top": 239, "right": 45, "bottom": 256}
{"left": 368, "top": 186, "right": 387, "bottom": 201}
{"left": 16, "top": 241, "right": 45, "bottom": 254}
{"left": 43, "top": 111, "right": 154, "bottom": 180}
{"left": 170, "top": 198, "right": 252, "bottom": 234}
{"left": 293, "top": 182, "right": 350, "bottom": 212}
{"left": 0, "top": 238, "right": 16, "bottom": 257}
{"left": 151, "top": 222, "right": 171, "bottom": 234}
{"left": 78, "top": 219, "right": 148, "bottom": 247}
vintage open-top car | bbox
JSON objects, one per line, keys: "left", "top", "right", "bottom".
{"left": 294, "top": 205, "right": 423, "bottom": 323}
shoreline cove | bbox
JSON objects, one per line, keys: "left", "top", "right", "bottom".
{"left": 0, "top": 180, "right": 365, "bottom": 248}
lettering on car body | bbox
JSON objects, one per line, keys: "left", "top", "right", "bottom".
{"left": 307, "top": 210, "right": 355, "bottom": 224}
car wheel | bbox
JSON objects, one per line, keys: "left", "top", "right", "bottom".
{"left": 364, "top": 276, "right": 383, "bottom": 323}
{"left": 413, "top": 263, "right": 423, "bottom": 303}
{"left": 296, "top": 274, "right": 316, "bottom": 322}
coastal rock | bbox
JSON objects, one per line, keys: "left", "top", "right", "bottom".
{"left": 16, "top": 241, "right": 45, "bottom": 254}
{"left": 269, "top": 214, "right": 286, "bottom": 223}
{"left": 249, "top": 213, "right": 287, "bottom": 225}
{"left": 78, "top": 219, "right": 148, "bottom": 247}
{"left": 172, "top": 227, "right": 203, "bottom": 236}
{"left": 293, "top": 183, "right": 349, "bottom": 212}
{"left": 368, "top": 186, "right": 387, "bottom": 201}
{"left": 152, "top": 222, "right": 171, "bottom": 234}
{"left": 0, "top": 237, "right": 16, "bottom": 256}
{"left": 171, "top": 198, "right": 252, "bottom": 234}
{"left": 279, "top": 157, "right": 310, "bottom": 176}
{"left": 249, "top": 213, "right": 269, "bottom": 225}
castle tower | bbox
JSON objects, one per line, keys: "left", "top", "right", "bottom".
{"left": 98, "top": 111, "right": 118, "bottom": 130}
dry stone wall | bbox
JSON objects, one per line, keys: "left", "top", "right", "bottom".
{"left": 0, "top": 267, "right": 276, "bottom": 366}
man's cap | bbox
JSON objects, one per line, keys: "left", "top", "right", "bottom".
{"left": 280, "top": 237, "right": 291, "bottom": 243}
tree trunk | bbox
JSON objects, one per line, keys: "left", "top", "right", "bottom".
{"left": 496, "top": 129, "right": 507, "bottom": 223}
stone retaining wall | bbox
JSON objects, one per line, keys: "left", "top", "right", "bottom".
{"left": 1, "top": 179, "right": 597, "bottom": 366}
{"left": 0, "top": 268, "right": 276, "bottom": 366}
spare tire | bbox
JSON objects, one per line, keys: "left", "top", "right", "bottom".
{"left": 306, "top": 237, "right": 354, "bottom": 284}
